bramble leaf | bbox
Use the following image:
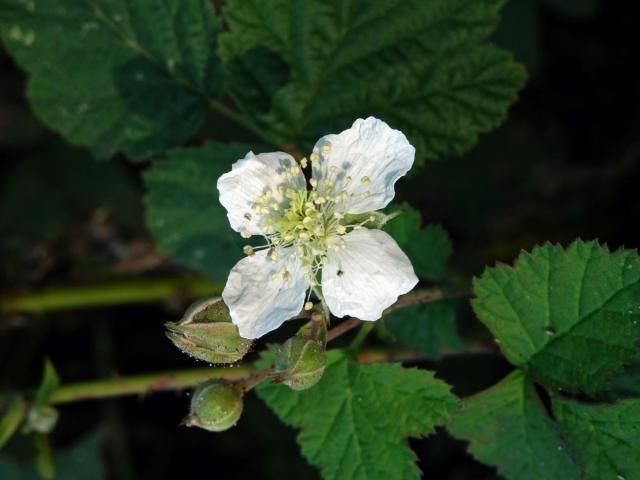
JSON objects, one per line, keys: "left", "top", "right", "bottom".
{"left": 385, "top": 300, "right": 464, "bottom": 359}
{"left": 220, "top": 0, "right": 526, "bottom": 167}
{"left": 473, "top": 240, "right": 640, "bottom": 395}
{"left": 257, "top": 350, "right": 458, "bottom": 480}
{"left": 0, "top": 0, "right": 222, "bottom": 160}
{"left": 143, "top": 143, "right": 248, "bottom": 280}
{"left": 553, "top": 396, "right": 640, "bottom": 480}
{"left": 448, "top": 370, "right": 580, "bottom": 480}
{"left": 384, "top": 203, "right": 452, "bottom": 281}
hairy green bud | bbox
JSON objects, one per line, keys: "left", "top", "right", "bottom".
{"left": 275, "top": 337, "right": 327, "bottom": 391}
{"left": 166, "top": 298, "right": 252, "bottom": 364}
{"left": 184, "top": 381, "right": 243, "bottom": 432}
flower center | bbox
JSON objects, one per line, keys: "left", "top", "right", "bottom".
{"left": 241, "top": 147, "right": 383, "bottom": 299}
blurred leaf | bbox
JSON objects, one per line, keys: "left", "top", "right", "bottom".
{"left": 473, "top": 240, "right": 640, "bottom": 395}
{"left": 35, "top": 360, "right": 59, "bottom": 406}
{"left": 220, "top": 0, "right": 526, "bottom": 167}
{"left": 0, "top": 395, "right": 26, "bottom": 450}
{"left": 0, "top": 432, "right": 105, "bottom": 480}
{"left": 384, "top": 203, "right": 453, "bottom": 281}
{"left": 449, "top": 370, "right": 580, "bottom": 480}
{"left": 143, "top": 142, "right": 248, "bottom": 280}
{"left": 494, "top": 0, "right": 541, "bottom": 75}
{"left": 541, "top": 0, "right": 599, "bottom": 19}
{"left": 385, "top": 300, "right": 464, "bottom": 359}
{"left": 33, "top": 434, "right": 54, "bottom": 479}
{"left": 257, "top": 350, "right": 458, "bottom": 480}
{"left": 0, "top": 143, "right": 140, "bottom": 243}
{"left": 553, "top": 396, "right": 640, "bottom": 480}
{"left": 0, "top": 0, "right": 222, "bottom": 160}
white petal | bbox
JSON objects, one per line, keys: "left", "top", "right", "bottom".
{"left": 322, "top": 229, "right": 418, "bottom": 320}
{"left": 311, "top": 117, "right": 415, "bottom": 214}
{"left": 217, "top": 151, "right": 306, "bottom": 235}
{"left": 222, "top": 247, "right": 309, "bottom": 339}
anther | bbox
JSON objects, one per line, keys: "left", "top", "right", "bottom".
{"left": 361, "top": 176, "right": 370, "bottom": 184}
{"left": 243, "top": 245, "right": 255, "bottom": 256}
{"left": 304, "top": 301, "right": 314, "bottom": 311}
{"left": 241, "top": 231, "right": 252, "bottom": 239}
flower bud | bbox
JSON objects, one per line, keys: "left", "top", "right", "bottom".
{"left": 166, "top": 298, "right": 252, "bottom": 364}
{"left": 24, "top": 405, "right": 59, "bottom": 434}
{"left": 184, "top": 381, "right": 243, "bottom": 432}
{"left": 275, "top": 336, "right": 327, "bottom": 391}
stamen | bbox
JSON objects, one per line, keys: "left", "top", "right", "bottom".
{"left": 243, "top": 245, "right": 255, "bottom": 256}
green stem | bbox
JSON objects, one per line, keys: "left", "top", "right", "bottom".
{"left": 348, "top": 322, "right": 375, "bottom": 352}
{"left": 47, "top": 349, "right": 428, "bottom": 405}
{"left": 0, "top": 276, "right": 223, "bottom": 315}
{"left": 14, "top": 287, "right": 467, "bottom": 404}
{"left": 48, "top": 366, "right": 252, "bottom": 405}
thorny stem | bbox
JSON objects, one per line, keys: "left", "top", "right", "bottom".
{"left": 0, "top": 276, "right": 223, "bottom": 316}
{"left": 45, "top": 349, "right": 435, "bottom": 405}
{"left": 237, "top": 366, "right": 276, "bottom": 393}
{"left": 25, "top": 287, "right": 468, "bottom": 403}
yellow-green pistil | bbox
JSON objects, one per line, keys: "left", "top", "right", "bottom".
{"left": 240, "top": 145, "right": 377, "bottom": 305}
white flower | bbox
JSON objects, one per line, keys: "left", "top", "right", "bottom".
{"left": 217, "top": 117, "right": 419, "bottom": 339}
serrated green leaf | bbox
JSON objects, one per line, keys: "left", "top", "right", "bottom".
{"left": 35, "top": 359, "right": 59, "bottom": 406}
{"left": 448, "top": 370, "right": 580, "bottom": 480}
{"left": 553, "top": 396, "right": 640, "bottom": 480}
{"left": 257, "top": 350, "right": 458, "bottom": 480}
{"left": 384, "top": 203, "right": 452, "bottom": 281}
{"left": 0, "top": 396, "right": 27, "bottom": 450}
{"left": 144, "top": 142, "right": 248, "bottom": 279}
{"left": 220, "top": 0, "right": 526, "bottom": 167}
{"left": 0, "top": 0, "right": 222, "bottom": 160}
{"left": 385, "top": 299, "right": 464, "bottom": 359}
{"left": 473, "top": 240, "right": 640, "bottom": 395}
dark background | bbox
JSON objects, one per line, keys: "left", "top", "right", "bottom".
{"left": 1, "top": 0, "right": 639, "bottom": 478}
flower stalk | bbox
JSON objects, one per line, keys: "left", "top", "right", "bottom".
{"left": 33, "top": 287, "right": 459, "bottom": 405}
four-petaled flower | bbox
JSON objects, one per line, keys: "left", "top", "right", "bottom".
{"left": 217, "top": 117, "right": 419, "bottom": 339}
